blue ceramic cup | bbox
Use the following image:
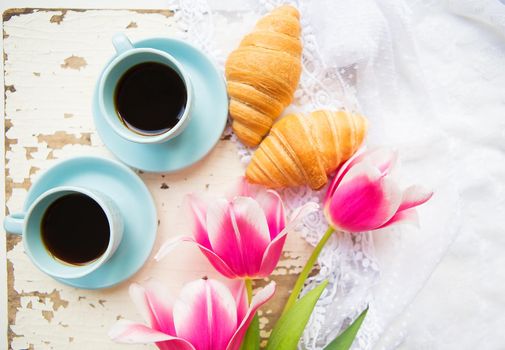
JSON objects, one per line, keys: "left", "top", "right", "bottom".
{"left": 3, "top": 186, "right": 124, "bottom": 279}
{"left": 98, "top": 33, "right": 193, "bottom": 144}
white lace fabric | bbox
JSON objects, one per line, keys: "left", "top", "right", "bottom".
{"left": 170, "top": 1, "right": 464, "bottom": 349}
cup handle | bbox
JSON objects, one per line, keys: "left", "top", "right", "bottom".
{"left": 3, "top": 212, "right": 25, "bottom": 235}
{"left": 112, "top": 33, "right": 134, "bottom": 55}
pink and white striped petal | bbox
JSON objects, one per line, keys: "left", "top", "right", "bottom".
{"left": 154, "top": 235, "right": 237, "bottom": 279}
{"left": 231, "top": 197, "right": 271, "bottom": 276}
{"left": 226, "top": 281, "right": 276, "bottom": 350}
{"left": 174, "top": 279, "right": 237, "bottom": 350}
{"left": 230, "top": 280, "right": 248, "bottom": 323}
{"left": 378, "top": 207, "right": 420, "bottom": 229}
{"left": 365, "top": 147, "right": 398, "bottom": 175}
{"left": 109, "top": 319, "right": 170, "bottom": 343}
{"left": 185, "top": 194, "right": 212, "bottom": 248}
{"left": 326, "top": 162, "right": 402, "bottom": 231}
{"left": 129, "top": 283, "right": 153, "bottom": 326}
{"left": 198, "top": 248, "right": 239, "bottom": 279}
{"left": 254, "top": 190, "right": 286, "bottom": 240}
{"left": 325, "top": 146, "right": 367, "bottom": 203}
{"left": 325, "top": 147, "right": 397, "bottom": 204}
{"left": 129, "top": 281, "right": 176, "bottom": 335}
{"left": 398, "top": 185, "right": 434, "bottom": 212}
{"left": 232, "top": 177, "right": 286, "bottom": 240}
{"left": 257, "top": 202, "right": 319, "bottom": 277}
{"left": 206, "top": 199, "right": 247, "bottom": 276}
{"left": 256, "top": 234, "right": 287, "bottom": 278}
{"left": 227, "top": 176, "right": 253, "bottom": 199}
{"left": 207, "top": 197, "right": 270, "bottom": 277}
{"left": 108, "top": 319, "right": 195, "bottom": 350}
{"left": 154, "top": 235, "right": 189, "bottom": 261}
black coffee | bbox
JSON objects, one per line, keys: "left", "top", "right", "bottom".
{"left": 41, "top": 193, "right": 110, "bottom": 265}
{"left": 114, "top": 61, "right": 187, "bottom": 135}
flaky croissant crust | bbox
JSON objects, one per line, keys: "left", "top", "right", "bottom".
{"left": 225, "top": 5, "right": 302, "bottom": 147}
{"left": 246, "top": 110, "right": 368, "bottom": 190}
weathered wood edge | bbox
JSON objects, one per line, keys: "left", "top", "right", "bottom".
{"left": 2, "top": 8, "right": 174, "bottom": 22}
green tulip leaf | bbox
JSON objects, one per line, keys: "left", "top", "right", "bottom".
{"left": 266, "top": 280, "right": 328, "bottom": 350}
{"left": 240, "top": 313, "right": 260, "bottom": 350}
{"left": 324, "top": 307, "right": 369, "bottom": 350}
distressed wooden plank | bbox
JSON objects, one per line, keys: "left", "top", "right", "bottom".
{"left": 3, "top": 8, "right": 312, "bottom": 349}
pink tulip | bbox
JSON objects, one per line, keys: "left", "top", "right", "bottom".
{"left": 109, "top": 278, "right": 275, "bottom": 350}
{"left": 155, "top": 179, "right": 318, "bottom": 279}
{"left": 324, "top": 148, "right": 433, "bottom": 232}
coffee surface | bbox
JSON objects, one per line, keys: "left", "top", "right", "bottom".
{"left": 114, "top": 61, "right": 187, "bottom": 135}
{"left": 41, "top": 193, "right": 110, "bottom": 265}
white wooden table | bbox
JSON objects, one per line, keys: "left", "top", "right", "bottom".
{"left": 1, "top": 7, "right": 312, "bottom": 349}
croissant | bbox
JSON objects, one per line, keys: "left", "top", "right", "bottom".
{"left": 246, "top": 110, "right": 368, "bottom": 190}
{"left": 225, "top": 5, "right": 302, "bottom": 147}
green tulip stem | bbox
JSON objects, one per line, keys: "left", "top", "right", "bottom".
{"left": 241, "top": 278, "right": 260, "bottom": 350}
{"left": 245, "top": 278, "right": 253, "bottom": 304}
{"left": 281, "top": 226, "right": 335, "bottom": 317}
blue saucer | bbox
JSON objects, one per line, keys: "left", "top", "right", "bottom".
{"left": 93, "top": 38, "right": 229, "bottom": 173}
{"left": 24, "top": 156, "right": 157, "bottom": 289}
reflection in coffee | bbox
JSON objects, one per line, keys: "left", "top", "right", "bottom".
{"left": 41, "top": 193, "right": 110, "bottom": 265}
{"left": 114, "top": 61, "right": 187, "bottom": 135}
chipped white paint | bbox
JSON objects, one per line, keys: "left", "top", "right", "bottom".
{"left": 2, "top": 8, "right": 312, "bottom": 349}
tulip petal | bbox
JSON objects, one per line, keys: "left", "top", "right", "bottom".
{"left": 340, "top": 148, "right": 398, "bottom": 186}
{"left": 226, "top": 281, "right": 276, "bottom": 350}
{"left": 325, "top": 147, "right": 367, "bottom": 203}
{"left": 198, "top": 247, "right": 240, "bottom": 279}
{"left": 228, "top": 176, "right": 253, "bottom": 198}
{"left": 207, "top": 197, "right": 270, "bottom": 277}
{"left": 185, "top": 194, "right": 212, "bottom": 248}
{"left": 109, "top": 319, "right": 170, "bottom": 343}
{"left": 174, "top": 279, "right": 237, "bottom": 350}
{"left": 398, "top": 185, "right": 433, "bottom": 211}
{"left": 232, "top": 197, "right": 272, "bottom": 275}
{"left": 257, "top": 234, "right": 287, "bottom": 279}
{"left": 257, "top": 202, "right": 319, "bottom": 277}
{"left": 109, "top": 319, "right": 195, "bottom": 350}
{"left": 255, "top": 189, "right": 286, "bottom": 240}
{"left": 326, "top": 162, "right": 402, "bottom": 232}
{"left": 129, "top": 284, "right": 152, "bottom": 325}
{"left": 129, "top": 281, "right": 176, "bottom": 335}
{"left": 155, "top": 235, "right": 238, "bottom": 279}
{"left": 378, "top": 207, "right": 419, "bottom": 229}
{"left": 368, "top": 147, "right": 398, "bottom": 175}
{"left": 207, "top": 199, "right": 244, "bottom": 275}
{"left": 325, "top": 147, "right": 397, "bottom": 204}
{"left": 230, "top": 280, "right": 248, "bottom": 323}
{"left": 154, "top": 235, "right": 188, "bottom": 261}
